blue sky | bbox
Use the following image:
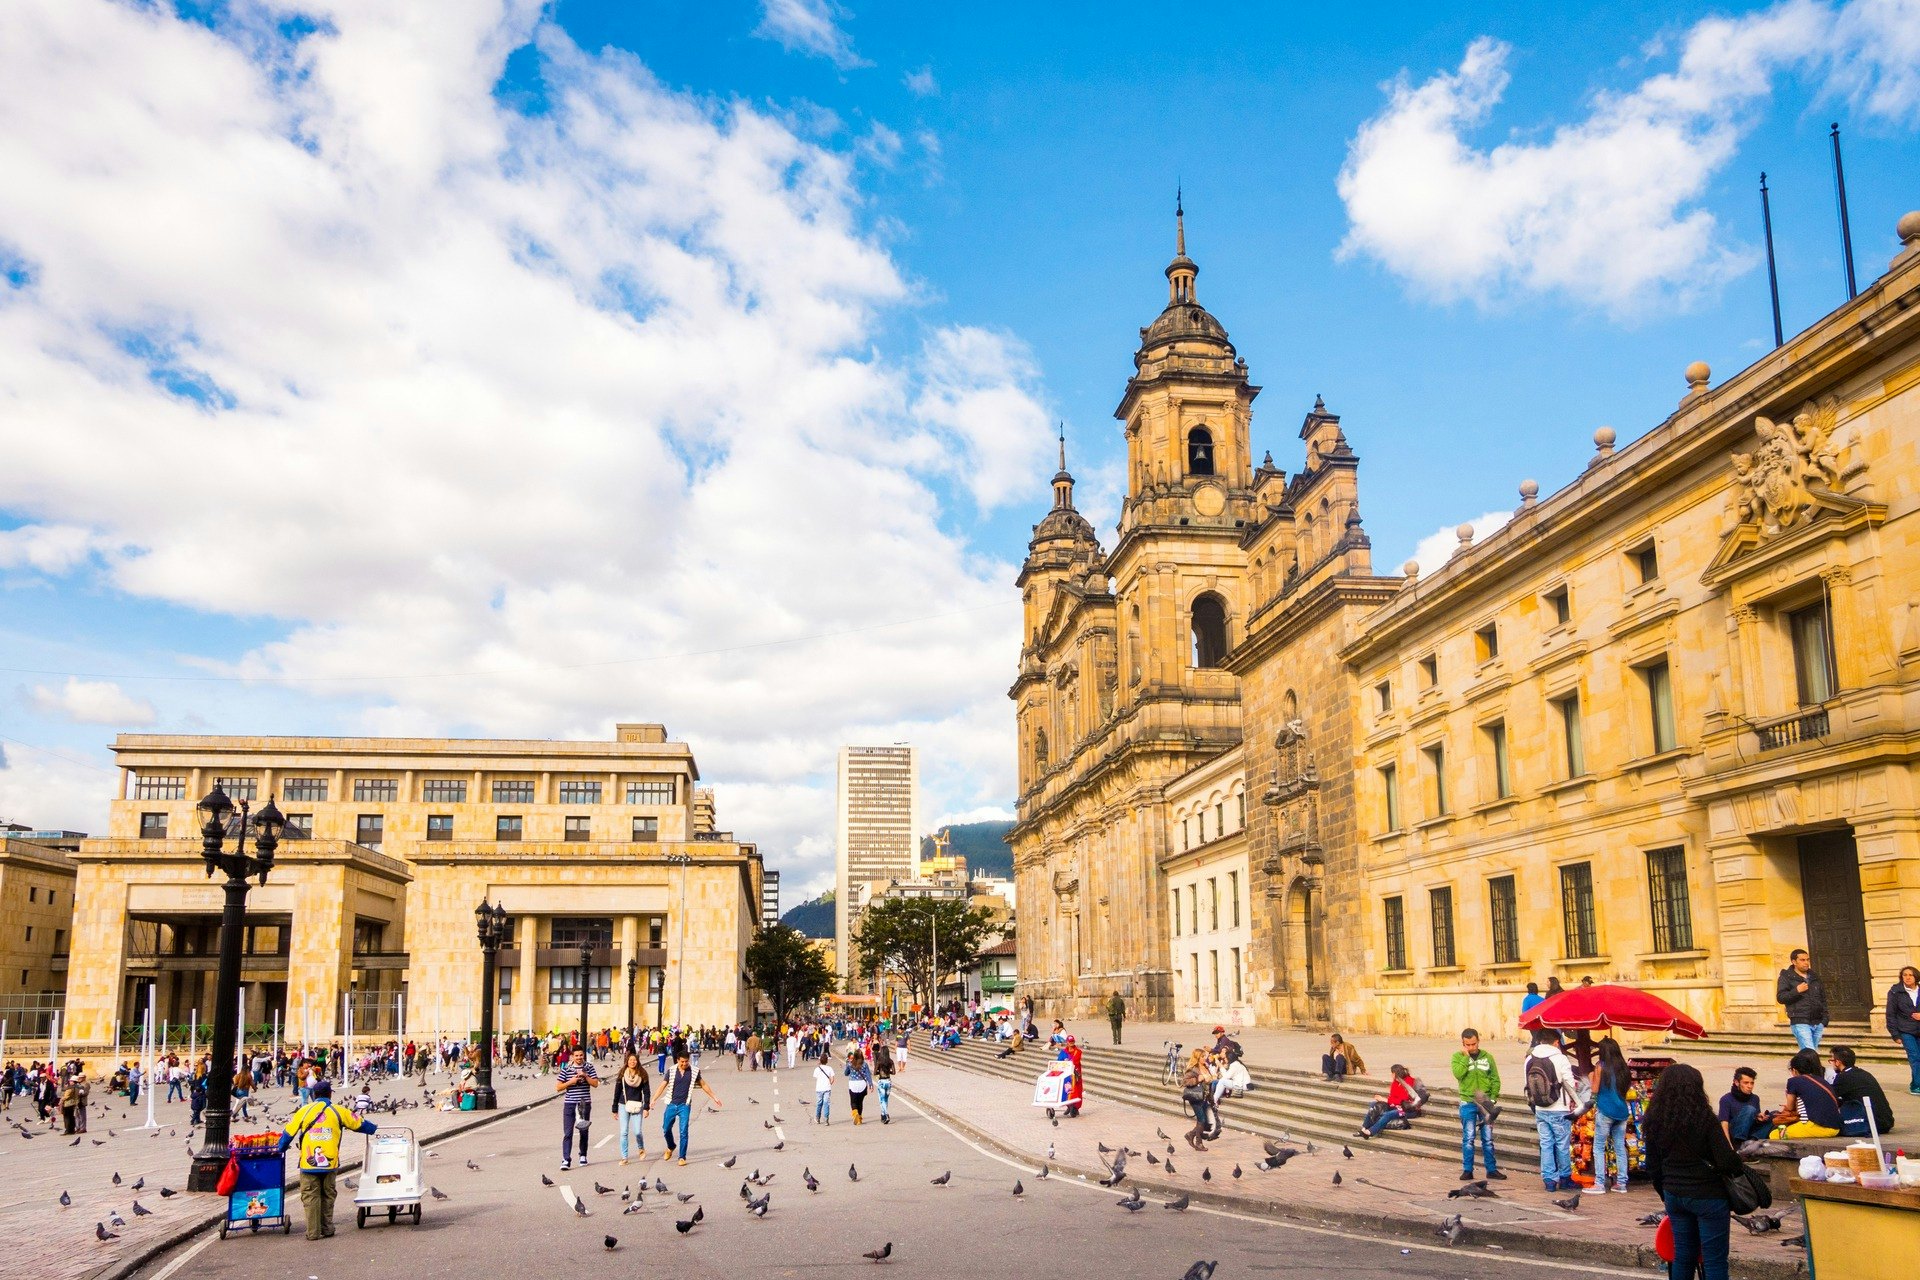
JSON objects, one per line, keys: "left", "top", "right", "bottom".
{"left": 2, "top": 0, "right": 1917, "bottom": 899}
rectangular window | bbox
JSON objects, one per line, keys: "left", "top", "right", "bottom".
{"left": 426, "top": 815, "right": 453, "bottom": 841}
{"left": 496, "top": 815, "right": 523, "bottom": 841}
{"left": 1545, "top": 584, "right": 1572, "bottom": 627}
{"left": 1554, "top": 694, "right": 1586, "bottom": 777}
{"left": 1418, "top": 654, "right": 1438, "bottom": 688}
{"left": 28, "top": 887, "right": 36, "bottom": 903}
{"left": 282, "top": 777, "right": 328, "bottom": 802}
{"left": 286, "top": 813, "right": 312, "bottom": 838}
{"left": 139, "top": 812, "right": 168, "bottom": 839}
{"left": 1214, "top": 801, "right": 1225, "bottom": 835}
{"left": 1236, "top": 792, "right": 1245, "bottom": 828}
{"left": 1171, "top": 887, "right": 1182, "bottom": 937}
{"left": 1190, "top": 955, "right": 1200, "bottom": 1002}
{"left": 558, "top": 779, "right": 602, "bottom": 805}
{"left": 213, "top": 776, "right": 257, "bottom": 801}
{"left": 1208, "top": 877, "right": 1219, "bottom": 930}
{"left": 626, "top": 779, "right": 676, "bottom": 804}
{"left": 631, "top": 816, "right": 659, "bottom": 842}
{"left": 1380, "top": 763, "right": 1401, "bottom": 831}
{"left": 1559, "top": 862, "right": 1598, "bottom": 959}
{"left": 133, "top": 774, "right": 186, "bottom": 800}
{"left": 564, "top": 815, "right": 592, "bottom": 842}
{"left": 1489, "top": 875, "right": 1520, "bottom": 964}
{"left": 1376, "top": 680, "right": 1393, "bottom": 714}
{"left": 551, "top": 916, "right": 613, "bottom": 947}
{"left": 648, "top": 916, "right": 664, "bottom": 946}
{"left": 1632, "top": 543, "right": 1660, "bottom": 584}
{"left": 548, "top": 965, "right": 613, "bottom": 1006}
{"left": 422, "top": 778, "right": 467, "bottom": 803}
{"left": 1383, "top": 897, "right": 1407, "bottom": 970}
{"left": 355, "top": 814, "right": 384, "bottom": 848}
{"left": 1190, "top": 887, "right": 1198, "bottom": 936}
{"left": 1229, "top": 871, "right": 1241, "bottom": 928}
{"left": 1231, "top": 947, "right": 1243, "bottom": 1002}
{"left": 497, "top": 968, "right": 513, "bottom": 1004}
{"left": 1474, "top": 623, "right": 1499, "bottom": 664}
{"left": 1209, "top": 950, "right": 1219, "bottom": 1002}
{"left": 1430, "top": 886, "right": 1456, "bottom": 967}
{"left": 1646, "top": 846, "right": 1695, "bottom": 952}
{"left": 492, "top": 780, "right": 535, "bottom": 804}
{"left": 1789, "top": 600, "right": 1837, "bottom": 704}
{"left": 1485, "top": 720, "right": 1511, "bottom": 799}
{"left": 1644, "top": 659, "right": 1677, "bottom": 753}
{"left": 352, "top": 778, "right": 397, "bottom": 802}
{"left": 1423, "top": 743, "right": 1448, "bottom": 816}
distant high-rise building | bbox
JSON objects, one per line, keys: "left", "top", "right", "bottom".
{"left": 761, "top": 869, "right": 781, "bottom": 927}
{"left": 834, "top": 745, "right": 918, "bottom": 985}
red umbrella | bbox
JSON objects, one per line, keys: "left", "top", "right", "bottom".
{"left": 1518, "top": 984, "right": 1706, "bottom": 1039}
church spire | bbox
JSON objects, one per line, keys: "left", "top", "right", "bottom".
{"left": 1166, "top": 189, "right": 1197, "bottom": 305}
{"left": 1052, "top": 422, "right": 1075, "bottom": 509}
{"left": 1176, "top": 184, "right": 1186, "bottom": 257}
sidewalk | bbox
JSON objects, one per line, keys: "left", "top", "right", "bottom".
{"left": 0, "top": 1067, "right": 556, "bottom": 1280}
{"left": 895, "top": 1052, "right": 1808, "bottom": 1280}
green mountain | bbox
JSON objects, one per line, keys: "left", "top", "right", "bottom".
{"left": 781, "top": 893, "right": 835, "bottom": 938}
{"left": 922, "top": 819, "right": 1015, "bottom": 879}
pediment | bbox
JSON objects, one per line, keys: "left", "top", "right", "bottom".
{"left": 1701, "top": 490, "right": 1883, "bottom": 587}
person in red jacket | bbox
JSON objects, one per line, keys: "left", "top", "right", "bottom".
{"left": 1356, "top": 1064, "right": 1424, "bottom": 1139}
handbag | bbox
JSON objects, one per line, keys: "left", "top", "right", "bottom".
{"left": 1181, "top": 1083, "right": 1209, "bottom": 1107}
{"left": 1723, "top": 1163, "right": 1772, "bottom": 1214}
{"left": 215, "top": 1156, "right": 239, "bottom": 1196}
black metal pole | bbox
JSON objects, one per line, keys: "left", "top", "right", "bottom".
{"left": 1761, "top": 172, "right": 1784, "bottom": 347}
{"left": 187, "top": 871, "right": 251, "bottom": 1189}
{"left": 625, "top": 960, "right": 637, "bottom": 1045}
{"left": 1830, "top": 123, "right": 1857, "bottom": 299}
{"left": 474, "top": 934, "right": 498, "bottom": 1110}
{"left": 579, "top": 947, "right": 592, "bottom": 1056}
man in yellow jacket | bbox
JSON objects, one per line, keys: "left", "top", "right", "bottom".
{"left": 278, "top": 1080, "right": 376, "bottom": 1240}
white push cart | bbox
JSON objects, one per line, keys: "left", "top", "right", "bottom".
{"left": 353, "top": 1126, "right": 424, "bottom": 1228}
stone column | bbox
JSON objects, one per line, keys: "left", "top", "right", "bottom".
{"left": 289, "top": 867, "right": 348, "bottom": 1047}
{"left": 1727, "top": 605, "right": 1761, "bottom": 720}
{"left": 1854, "top": 812, "right": 1920, "bottom": 990}
{"left": 518, "top": 915, "right": 538, "bottom": 1036}
{"left": 63, "top": 862, "right": 128, "bottom": 1044}
{"left": 1705, "top": 808, "right": 1781, "bottom": 1029}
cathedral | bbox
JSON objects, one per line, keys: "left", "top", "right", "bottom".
{"left": 1013, "top": 204, "right": 1920, "bottom": 1037}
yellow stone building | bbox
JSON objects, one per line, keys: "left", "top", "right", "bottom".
{"left": 1014, "top": 204, "right": 1920, "bottom": 1036}
{"left": 1, "top": 833, "right": 80, "bottom": 1033}
{"left": 62, "top": 724, "right": 764, "bottom": 1046}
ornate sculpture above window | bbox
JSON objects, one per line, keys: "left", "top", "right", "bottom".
{"left": 1730, "top": 397, "right": 1842, "bottom": 536}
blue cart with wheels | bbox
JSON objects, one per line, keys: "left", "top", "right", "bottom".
{"left": 219, "top": 1134, "right": 293, "bottom": 1239}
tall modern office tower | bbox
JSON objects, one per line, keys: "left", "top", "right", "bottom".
{"left": 761, "top": 869, "right": 781, "bottom": 927}
{"left": 834, "top": 745, "right": 919, "bottom": 985}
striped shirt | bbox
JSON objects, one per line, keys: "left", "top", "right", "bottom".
{"left": 556, "top": 1061, "right": 599, "bottom": 1104}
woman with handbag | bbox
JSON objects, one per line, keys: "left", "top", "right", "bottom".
{"left": 611, "top": 1052, "right": 651, "bottom": 1165}
{"left": 1589, "top": 1038, "right": 1634, "bottom": 1193}
{"left": 844, "top": 1048, "right": 874, "bottom": 1125}
{"left": 1181, "top": 1048, "right": 1215, "bottom": 1151}
{"left": 1643, "top": 1062, "right": 1745, "bottom": 1280}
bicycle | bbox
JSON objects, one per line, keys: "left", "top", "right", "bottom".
{"left": 1161, "top": 1041, "right": 1184, "bottom": 1086}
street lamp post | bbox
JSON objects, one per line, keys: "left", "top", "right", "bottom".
{"left": 472, "top": 898, "right": 507, "bottom": 1111}
{"left": 185, "top": 786, "right": 285, "bottom": 1192}
{"left": 625, "top": 958, "right": 638, "bottom": 1045}
{"left": 578, "top": 945, "right": 593, "bottom": 1055}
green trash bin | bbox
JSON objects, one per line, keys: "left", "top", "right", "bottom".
{"left": 459, "top": 1092, "right": 476, "bottom": 1111}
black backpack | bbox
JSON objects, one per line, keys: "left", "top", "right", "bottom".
{"left": 1524, "top": 1053, "right": 1560, "bottom": 1109}
{"left": 1221, "top": 1038, "right": 1244, "bottom": 1065}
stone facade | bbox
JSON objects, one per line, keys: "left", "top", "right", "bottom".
{"left": 1013, "top": 204, "right": 1920, "bottom": 1037}
{"left": 0, "top": 837, "right": 80, "bottom": 1027}
{"left": 62, "top": 724, "right": 763, "bottom": 1045}
{"left": 1162, "top": 746, "right": 1253, "bottom": 1025}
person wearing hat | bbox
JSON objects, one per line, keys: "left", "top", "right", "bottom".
{"left": 279, "top": 1080, "right": 376, "bottom": 1240}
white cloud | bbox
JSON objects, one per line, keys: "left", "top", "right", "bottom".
{"left": 1402, "top": 510, "right": 1513, "bottom": 578}
{"left": 1337, "top": 0, "right": 1920, "bottom": 315}
{"left": 24, "top": 677, "right": 157, "bottom": 727}
{"left": 0, "top": 738, "right": 112, "bottom": 833}
{"left": 903, "top": 66, "right": 938, "bottom": 98}
{"left": 0, "top": 1, "right": 1044, "bottom": 893}
{"left": 754, "top": 0, "right": 868, "bottom": 70}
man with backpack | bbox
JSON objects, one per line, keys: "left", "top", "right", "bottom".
{"left": 1524, "top": 1029, "right": 1578, "bottom": 1192}
{"left": 278, "top": 1080, "right": 377, "bottom": 1240}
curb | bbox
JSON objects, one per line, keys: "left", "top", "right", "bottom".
{"left": 895, "top": 1082, "right": 1807, "bottom": 1280}
{"left": 87, "top": 1090, "right": 559, "bottom": 1280}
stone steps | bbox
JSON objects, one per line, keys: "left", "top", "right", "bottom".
{"left": 931, "top": 1037, "right": 1544, "bottom": 1171}
{"left": 1661, "top": 1021, "right": 1908, "bottom": 1065}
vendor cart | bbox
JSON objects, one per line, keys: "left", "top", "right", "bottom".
{"left": 219, "top": 1132, "right": 293, "bottom": 1239}
{"left": 1032, "top": 1061, "right": 1072, "bottom": 1118}
{"left": 354, "top": 1126, "right": 423, "bottom": 1227}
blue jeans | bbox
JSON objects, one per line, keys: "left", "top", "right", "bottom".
{"left": 1458, "top": 1102, "right": 1497, "bottom": 1174}
{"left": 1594, "top": 1111, "right": 1631, "bottom": 1187}
{"left": 661, "top": 1102, "right": 691, "bottom": 1158}
{"left": 1790, "top": 1022, "right": 1824, "bottom": 1051}
{"left": 1663, "top": 1192, "right": 1731, "bottom": 1280}
{"left": 1362, "top": 1104, "right": 1404, "bottom": 1137}
{"left": 815, "top": 1090, "right": 830, "bottom": 1122}
{"left": 877, "top": 1079, "right": 891, "bottom": 1118}
{"left": 1899, "top": 1032, "right": 1920, "bottom": 1093}
{"left": 1725, "top": 1100, "right": 1765, "bottom": 1143}
{"left": 1534, "top": 1110, "right": 1572, "bottom": 1188}
{"left": 618, "top": 1106, "right": 646, "bottom": 1158}
{"left": 561, "top": 1100, "right": 589, "bottom": 1163}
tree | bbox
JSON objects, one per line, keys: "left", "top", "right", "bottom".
{"left": 745, "top": 924, "right": 837, "bottom": 1020}
{"left": 852, "top": 896, "right": 996, "bottom": 1008}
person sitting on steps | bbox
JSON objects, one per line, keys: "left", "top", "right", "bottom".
{"left": 1321, "top": 1033, "right": 1365, "bottom": 1081}
{"left": 1357, "top": 1063, "right": 1425, "bottom": 1139}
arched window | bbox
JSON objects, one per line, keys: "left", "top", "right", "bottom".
{"left": 1191, "top": 593, "right": 1229, "bottom": 668}
{"left": 1187, "top": 427, "right": 1215, "bottom": 476}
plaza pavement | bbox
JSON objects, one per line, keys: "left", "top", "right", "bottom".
{"left": 0, "top": 1065, "right": 556, "bottom": 1280}
{"left": 893, "top": 1049, "right": 1811, "bottom": 1279}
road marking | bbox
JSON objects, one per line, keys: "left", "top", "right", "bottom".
{"left": 596, "top": 1133, "right": 615, "bottom": 1149}
{"left": 897, "top": 1096, "right": 1647, "bottom": 1278}
{"left": 147, "top": 1229, "right": 217, "bottom": 1280}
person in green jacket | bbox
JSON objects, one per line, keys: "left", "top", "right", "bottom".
{"left": 278, "top": 1081, "right": 376, "bottom": 1240}
{"left": 1106, "top": 992, "right": 1125, "bottom": 1045}
{"left": 1451, "top": 1029, "right": 1505, "bottom": 1181}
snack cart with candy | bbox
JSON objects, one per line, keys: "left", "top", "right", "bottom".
{"left": 218, "top": 1131, "right": 293, "bottom": 1239}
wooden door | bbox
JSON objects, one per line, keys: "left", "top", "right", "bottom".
{"left": 1797, "top": 830, "right": 1872, "bottom": 1019}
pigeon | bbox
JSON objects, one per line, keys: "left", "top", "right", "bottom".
{"left": 59, "top": 1191, "right": 71, "bottom": 1208}
{"left": 96, "top": 1223, "right": 118, "bottom": 1241}
{"left": 1098, "top": 1142, "right": 1114, "bottom": 1154}
{"left": 804, "top": 1170, "right": 820, "bottom": 1193}
{"left": 92, "top": 1140, "right": 106, "bottom": 1146}
{"left": 745, "top": 1192, "right": 770, "bottom": 1214}
{"left": 740, "top": 1182, "right": 752, "bottom": 1201}
{"left": 863, "top": 1242, "right": 893, "bottom": 1263}
{"left": 848, "top": 1163, "right": 859, "bottom": 1182}
{"left": 1551, "top": 1192, "right": 1582, "bottom": 1212}
{"left": 748, "top": 1097, "right": 758, "bottom": 1104}
{"left": 1437, "top": 1214, "right": 1464, "bottom": 1246}
{"left": 1201, "top": 1168, "right": 1211, "bottom": 1182}
{"left": 930, "top": 1171, "right": 951, "bottom": 1186}
{"left": 1166, "top": 1144, "right": 1176, "bottom": 1156}
{"left": 131, "top": 1201, "right": 152, "bottom": 1216}
{"left": 109, "top": 1213, "right": 126, "bottom": 1228}
{"left": 1036, "top": 1165, "right": 1049, "bottom": 1180}
{"left": 1332, "top": 1171, "right": 1342, "bottom": 1186}
{"left": 1051, "top": 1119, "right": 1058, "bottom": 1127}
{"left": 1182, "top": 1264, "right": 1217, "bottom": 1280}
{"left": 343, "top": 1177, "right": 358, "bottom": 1190}
{"left": 541, "top": 1174, "right": 555, "bottom": 1186}
{"left": 1165, "top": 1159, "right": 1176, "bottom": 1174}
{"left": 764, "top": 1121, "right": 776, "bottom": 1130}
{"left": 112, "top": 1172, "right": 122, "bottom": 1185}
{"left": 772, "top": 1140, "right": 785, "bottom": 1152}
{"left": 1342, "top": 1145, "right": 1354, "bottom": 1160}
{"left": 723, "top": 1156, "right": 737, "bottom": 1168}
{"left": 1047, "top": 1143, "right": 1056, "bottom": 1160}
{"left": 621, "top": 1203, "right": 643, "bottom": 1215}
{"left": 1780, "top": 1234, "right": 1807, "bottom": 1247}
{"left": 692, "top": 1205, "right": 704, "bottom": 1224}
{"left": 1735, "top": 1211, "right": 1785, "bottom": 1235}
{"left": 71, "top": 1137, "right": 81, "bottom": 1146}
{"left": 675, "top": 1218, "right": 695, "bottom": 1234}
{"left": 1231, "top": 1164, "right": 1242, "bottom": 1179}
{"left": 1163, "top": 1193, "right": 1190, "bottom": 1211}
{"left": 1259, "top": 1147, "right": 1300, "bottom": 1170}
{"left": 654, "top": 1178, "right": 669, "bottom": 1194}
{"left": 593, "top": 1182, "right": 614, "bottom": 1195}
{"left": 430, "top": 1187, "right": 449, "bottom": 1200}
{"left": 1156, "top": 1127, "right": 1171, "bottom": 1140}
{"left": 467, "top": 1160, "right": 481, "bottom": 1171}
{"left": 131, "top": 1178, "right": 144, "bottom": 1192}
{"left": 1012, "top": 1179, "right": 1024, "bottom": 1197}
{"left": 573, "top": 1198, "right": 590, "bottom": 1217}
{"left": 1636, "top": 1212, "right": 1667, "bottom": 1227}
{"left": 1146, "top": 1153, "right": 1160, "bottom": 1166}
{"left": 1117, "top": 1188, "right": 1146, "bottom": 1212}
{"left": 1448, "top": 1179, "right": 1497, "bottom": 1199}
{"left": 676, "top": 1192, "right": 696, "bottom": 1203}
{"left": 603, "top": 1236, "right": 618, "bottom": 1251}
{"left": 159, "top": 1188, "right": 177, "bottom": 1198}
